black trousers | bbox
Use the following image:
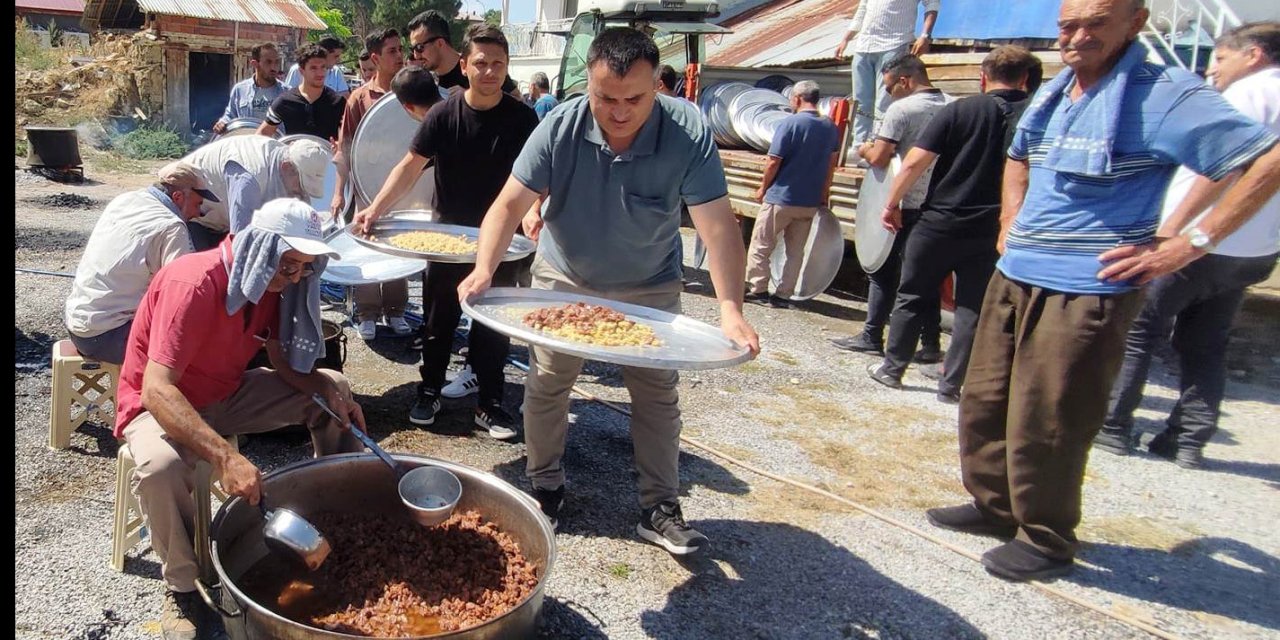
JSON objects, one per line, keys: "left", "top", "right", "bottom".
{"left": 420, "top": 262, "right": 516, "bottom": 406}
{"left": 883, "top": 224, "right": 998, "bottom": 394}
{"left": 864, "top": 209, "right": 940, "bottom": 349}
{"left": 1104, "top": 252, "right": 1278, "bottom": 448}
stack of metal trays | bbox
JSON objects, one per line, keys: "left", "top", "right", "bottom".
{"left": 350, "top": 93, "right": 436, "bottom": 211}
{"left": 698, "top": 82, "right": 754, "bottom": 148}
{"left": 728, "top": 89, "right": 792, "bottom": 153}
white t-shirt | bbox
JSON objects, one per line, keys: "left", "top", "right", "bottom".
{"left": 64, "top": 189, "right": 193, "bottom": 337}
{"left": 1161, "top": 67, "right": 1280, "bottom": 257}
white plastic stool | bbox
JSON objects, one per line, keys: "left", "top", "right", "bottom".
{"left": 49, "top": 340, "right": 120, "bottom": 450}
{"left": 111, "top": 436, "right": 238, "bottom": 572}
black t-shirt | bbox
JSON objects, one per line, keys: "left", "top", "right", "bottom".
{"left": 410, "top": 91, "right": 539, "bottom": 225}
{"left": 436, "top": 60, "right": 519, "bottom": 94}
{"left": 265, "top": 87, "right": 346, "bottom": 140}
{"left": 913, "top": 88, "right": 1029, "bottom": 237}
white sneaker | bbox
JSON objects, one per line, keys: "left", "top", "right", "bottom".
{"left": 388, "top": 316, "right": 413, "bottom": 336}
{"left": 357, "top": 320, "right": 377, "bottom": 341}
{"left": 442, "top": 365, "right": 480, "bottom": 398}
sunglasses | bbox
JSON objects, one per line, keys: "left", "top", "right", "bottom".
{"left": 278, "top": 260, "right": 315, "bottom": 278}
{"left": 411, "top": 37, "right": 445, "bottom": 54}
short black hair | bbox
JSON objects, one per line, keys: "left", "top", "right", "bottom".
{"left": 587, "top": 27, "right": 659, "bottom": 78}
{"left": 407, "top": 10, "right": 451, "bottom": 41}
{"left": 658, "top": 64, "right": 678, "bottom": 91}
{"left": 392, "top": 65, "right": 443, "bottom": 108}
{"left": 296, "top": 43, "right": 329, "bottom": 68}
{"left": 982, "top": 45, "right": 1039, "bottom": 87}
{"left": 365, "top": 28, "right": 400, "bottom": 57}
{"left": 317, "top": 36, "right": 345, "bottom": 52}
{"left": 461, "top": 23, "right": 509, "bottom": 58}
{"left": 249, "top": 42, "right": 276, "bottom": 61}
{"left": 358, "top": 49, "right": 371, "bottom": 62}
{"left": 882, "top": 54, "right": 929, "bottom": 81}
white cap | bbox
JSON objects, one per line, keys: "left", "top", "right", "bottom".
{"left": 250, "top": 198, "right": 341, "bottom": 259}
{"left": 285, "top": 139, "right": 331, "bottom": 199}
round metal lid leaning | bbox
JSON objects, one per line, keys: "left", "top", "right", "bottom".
{"left": 854, "top": 155, "right": 902, "bottom": 273}
{"left": 350, "top": 93, "right": 436, "bottom": 211}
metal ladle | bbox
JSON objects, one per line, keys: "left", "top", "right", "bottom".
{"left": 311, "top": 395, "right": 461, "bottom": 527}
{"left": 259, "top": 495, "right": 331, "bottom": 571}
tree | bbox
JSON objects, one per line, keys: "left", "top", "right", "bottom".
{"left": 373, "top": 0, "right": 462, "bottom": 35}
{"left": 483, "top": 9, "right": 501, "bottom": 26}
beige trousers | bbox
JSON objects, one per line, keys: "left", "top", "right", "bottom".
{"left": 745, "top": 203, "right": 817, "bottom": 298}
{"left": 123, "top": 368, "right": 361, "bottom": 592}
{"left": 353, "top": 278, "right": 410, "bottom": 322}
{"left": 523, "top": 258, "right": 684, "bottom": 508}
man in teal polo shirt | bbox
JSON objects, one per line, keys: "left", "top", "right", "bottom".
{"left": 458, "top": 27, "right": 760, "bottom": 555}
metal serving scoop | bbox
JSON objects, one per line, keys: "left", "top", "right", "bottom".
{"left": 260, "top": 495, "right": 331, "bottom": 571}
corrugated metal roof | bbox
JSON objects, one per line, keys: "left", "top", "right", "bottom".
{"left": 15, "top": 0, "right": 86, "bottom": 14}
{"left": 134, "top": 0, "right": 326, "bottom": 30}
{"left": 706, "top": 0, "right": 853, "bottom": 68}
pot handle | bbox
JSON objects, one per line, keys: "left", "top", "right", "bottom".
{"left": 195, "top": 577, "right": 244, "bottom": 619}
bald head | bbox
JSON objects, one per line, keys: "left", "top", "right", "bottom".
{"left": 1057, "top": 0, "right": 1149, "bottom": 82}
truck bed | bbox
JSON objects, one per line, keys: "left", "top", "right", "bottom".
{"left": 719, "top": 148, "right": 865, "bottom": 241}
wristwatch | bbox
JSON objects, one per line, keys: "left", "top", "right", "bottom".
{"left": 1182, "top": 226, "right": 1215, "bottom": 251}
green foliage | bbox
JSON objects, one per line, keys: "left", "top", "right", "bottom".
{"left": 374, "top": 0, "right": 462, "bottom": 39}
{"left": 46, "top": 18, "right": 63, "bottom": 48}
{"left": 15, "top": 19, "right": 56, "bottom": 71}
{"left": 608, "top": 563, "right": 632, "bottom": 579}
{"left": 16, "top": 138, "right": 29, "bottom": 158}
{"left": 113, "top": 126, "right": 189, "bottom": 160}
{"left": 483, "top": 9, "right": 502, "bottom": 26}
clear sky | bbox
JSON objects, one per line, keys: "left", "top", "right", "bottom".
{"left": 467, "top": 0, "right": 536, "bottom": 23}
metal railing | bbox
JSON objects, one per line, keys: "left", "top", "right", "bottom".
{"left": 501, "top": 19, "right": 574, "bottom": 58}
{"left": 1142, "top": 0, "right": 1242, "bottom": 71}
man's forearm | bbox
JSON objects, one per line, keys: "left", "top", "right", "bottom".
{"left": 821, "top": 153, "right": 839, "bottom": 203}
{"left": 143, "top": 383, "right": 237, "bottom": 469}
{"left": 1158, "top": 171, "right": 1239, "bottom": 238}
{"left": 921, "top": 11, "right": 938, "bottom": 37}
{"left": 1000, "top": 158, "right": 1029, "bottom": 236}
{"left": 760, "top": 158, "right": 781, "bottom": 193}
{"left": 885, "top": 148, "right": 935, "bottom": 206}
{"left": 1198, "top": 144, "right": 1280, "bottom": 244}
{"left": 690, "top": 198, "right": 746, "bottom": 310}
{"left": 368, "top": 153, "right": 427, "bottom": 217}
{"left": 474, "top": 178, "right": 540, "bottom": 277}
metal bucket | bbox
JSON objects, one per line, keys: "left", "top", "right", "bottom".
{"left": 201, "top": 453, "right": 556, "bottom": 640}
{"left": 245, "top": 319, "right": 345, "bottom": 372}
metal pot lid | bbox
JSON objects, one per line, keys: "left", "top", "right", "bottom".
{"left": 854, "top": 155, "right": 901, "bottom": 273}
{"left": 750, "top": 109, "right": 791, "bottom": 152}
{"left": 699, "top": 82, "right": 753, "bottom": 148}
{"left": 217, "top": 117, "right": 268, "bottom": 139}
{"left": 728, "top": 89, "right": 789, "bottom": 120}
{"left": 768, "top": 207, "right": 845, "bottom": 300}
{"left": 754, "top": 74, "right": 795, "bottom": 94}
{"left": 350, "top": 93, "right": 436, "bottom": 211}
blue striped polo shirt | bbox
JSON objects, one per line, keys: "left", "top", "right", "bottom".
{"left": 1001, "top": 63, "right": 1277, "bottom": 294}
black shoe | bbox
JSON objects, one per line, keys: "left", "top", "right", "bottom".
{"left": 1092, "top": 426, "right": 1133, "bottom": 456}
{"left": 409, "top": 388, "right": 440, "bottom": 426}
{"left": 744, "top": 291, "right": 771, "bottom": 306}
{"left": 919, "top": 363, "right": 944, "bottom": 381}
{"left": 981, "top": 539, "right": 1074, "bottom": 581}
{"left": 831, "top": 333, "right": 883, "bottom": 355}
{"left": 475, "top": 402, "right": 518, "bottom": 440}
{"left": 409, "top": 334, "right": 423, "bottom": 351}
{"left": 936, "top": 390, "right": 961, "bottom": 405}
{"left": 925, "top": 504, "right": 1017, "bottom": 539}
{"left": 637, "top": 501, "right": 709, "bottom": 556}
{"left": 768, "top": 295, "right": 792, "bottom": 309}
{"left": 160, "top": 590, "right": 202, "bottom": 640}
{"left": 866, "top": 362, "right": 902, "bottom": 390}
{"left": 914, "top": 347, "right": 944, "bottom": 364}
{"left": 1147, "top": 430, "right": 1203, "bottom": 469}
{"left": 531, "top": 485, "right": 565, "bottom": 530}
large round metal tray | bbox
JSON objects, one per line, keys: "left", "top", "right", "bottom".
{"left": 350, "top": 93, "right": 436, "bottom": 211}
{"left": 768, "top": 207, "right": 845, "bottom": 300}
{"left": 854, "top": 156, "right": 901, "bottom": 273}
{"left": 347, "top": 218, "right": 535, "bottom": 264}
{"left": 463, "top": 288, "right": 752, "bottom": 370}
{"left": 320, "top": 229, "right": 427, "bottom": 286}
{"left": 215, "top": 117, "right": 275, "bottom": 140}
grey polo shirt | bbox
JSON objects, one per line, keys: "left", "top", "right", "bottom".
{"left": 512, "top": 94, "right": 728, "bottom": 289}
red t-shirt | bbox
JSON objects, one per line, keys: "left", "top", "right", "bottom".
{"left": 114, "top": 238, "right": 281, "bottom": 437}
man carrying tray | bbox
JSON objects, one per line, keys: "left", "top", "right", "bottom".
{"left": 354, "top": 24, "right": 538, "bottom": 440}
{"left": 456, "top": 27, "right": 760, "bottom": 555}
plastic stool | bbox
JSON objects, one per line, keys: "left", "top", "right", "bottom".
{"left": 111, "top": 436, "right": 238, "bottom": 572}
{"left": 49, "top": 340, "right": 120, "bottom": 450}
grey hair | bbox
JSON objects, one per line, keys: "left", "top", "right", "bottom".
{"left": 531, "top": 71, "right": 551, "bottom": 91}
{"left": 792, "top": 80, "right": 820, "bottom": 105}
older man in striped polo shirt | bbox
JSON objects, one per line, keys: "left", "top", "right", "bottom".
{"left": 924, "top": 0, "right": 1280, "bottom": 582}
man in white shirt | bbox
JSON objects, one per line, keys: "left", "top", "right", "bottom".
{"left": 834, "top": 0, "right": 940, "bottom": 145}
{"left": 1096, "top": 22, "right": 1280, "bottom": 469}
{"left": 282, "top": 36, "right": 351, "bottom": 97}
{"left": 64, "top": 163, "right": 219, "bottom": 363}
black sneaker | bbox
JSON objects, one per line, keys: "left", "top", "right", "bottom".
{"left": 936, "top": 390, "right": 961, "bottom": 405}
{"left": 409, "top": 388, "right": 441, "bottom": 426}
{"left": 925, "top": 504, "right": 1016, "bottom": 539}
{"left": 981, "top": 539, "right": 1074, "bottom": 581}
{"left": 744, "top": 291, "right": 771, "bottom": 306}
{"left": 475, "top": 402, "right": 518, "bottom": 440}
{"left": 531, "top": 485, "right": 565, "bottom": 530}
{"left": 915, "top": 347, "right": 944, "bottom": 364}
{"left": 867, "top": 362, "right": 903, "bottom": 390}
{"left": 637, "top": 501, "right": 709, "bottom": 556}
{"left": 1092, "top": 426, "right": 1133, "bottom": 456}
{"left": 409, "top": 334, "right": 423, "bottom": 351}
{"left": 768, "top": 295, "right": 792, "bottom": 309}
{"left": 830, "top": 332, "right": 883, "bottom": 355}
{"left": 1147, "top": 430, "right": 1203, "bottom": 469}
{"left": 160, "top": 590, "right": 201, "bottom": 640}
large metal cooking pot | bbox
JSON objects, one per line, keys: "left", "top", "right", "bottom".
{"left": 24, "top": 126, "right": 82, "bottom": 167}
{"left": 200, "top": 453, "right": 556, "bottom": 640}
{"left": 350, "top": 94, "right": 436, "bottom": 211}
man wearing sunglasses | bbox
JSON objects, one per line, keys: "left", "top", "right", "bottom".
{"left": 407, "top": 10, "right": 523, "bottom": 100}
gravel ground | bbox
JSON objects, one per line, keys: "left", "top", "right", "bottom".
{"left": 13, "top": 157, "right": 1280, "bottom": 640}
